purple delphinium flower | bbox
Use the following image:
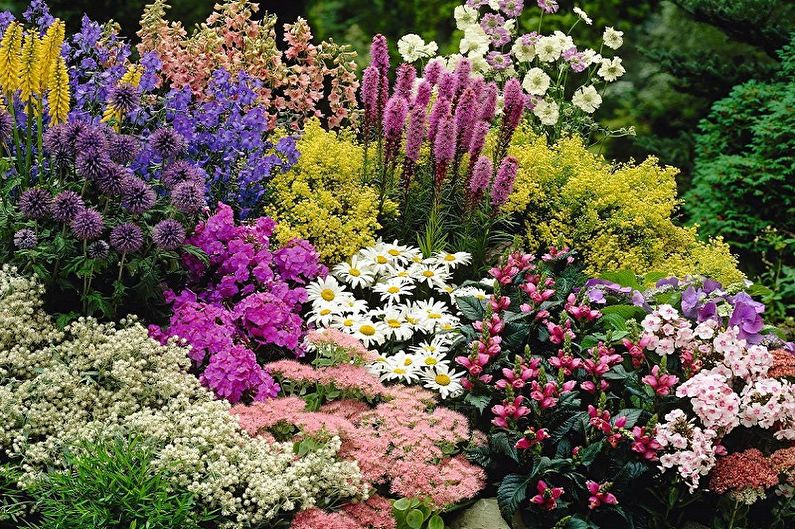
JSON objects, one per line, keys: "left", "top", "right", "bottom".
{"left": 171, "top": 180, "right": 206, "bottom": 214}
{"left": 87, "top": 240, "right": 110, "bottom": 259}
{"left": 107, "top": 134, "right": 140, "bottom": 165}
{"left": 70, "top": 208, "right": 104, "bottom": 240}
{"left": 110, "top": 222, "right": 144, "bottom": 253}
{"left": 18, "top": 188, "right": 52, "bottom": 219}
{"left": 22, "top": 0, "right": 54, "bottom": 32}
{"left": 149, "top": 128, "right": 186, "bottom": 160}
{"left": 151, "top": 219, "right": 186, "bottom": 250}
{"left": 51, "top": 191, "right": 85, "bottom": 223}
{"left": 491, "top": 156, "right": 519, "bottom": 208}
{"left": 120, "top": 175, "right": 156, "bottom": 214}
{"left": 13, "top": 228, "right": 37, "bottom": 249}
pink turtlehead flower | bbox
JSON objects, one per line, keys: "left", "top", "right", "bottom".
{"left": 491, "top": 396, "right": 530, "bottom": 428}
{"left": 515, "top": 427, "right": 550, "bottom": 450}
{"left": 586, "top": 480, "right": 618, "bottom": 509}
{"left": 642, "top": 365, "right": 679, "bottom": 396}
{"left": 548, "top": 349, "right": 582, "bottom": 375}
{"left": 530, "top": 480, "right": 564, "bottom": 510}
{"left": 631, "top": 426, "right": 661, "bottom": 461}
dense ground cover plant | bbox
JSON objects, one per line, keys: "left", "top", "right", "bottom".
{"left": 450, "top": 247, "right": 793, "bottom": 528}
{"left": 305, "top": 241, "right": 472, "bottom": 398}
{"left": 502, "top": 126, "right": 744, "bottom": 285}
{"left": 138, "top": 0, "right": 360, "bottom": 130}
{"left": 149, "top": 203, "right": 325, "bottom": 403}
{"left": 231, "top": 329, "right": 485, "bottom": 525}
{"left": 0, "top": 267, "right": 367, "bottom": 528}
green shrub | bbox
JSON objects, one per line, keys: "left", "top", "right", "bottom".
{"left": 32, "top": 437, "right": 214, "bottom": 529}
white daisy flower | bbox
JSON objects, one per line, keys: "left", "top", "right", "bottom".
{"left": 415, "top": 263, "right": 452, "bottom": 290}
{"left": 350, "top": 317, "right": 388, "bottom": 347}
{"left": 332, "top": 314, "right": 358, "bottom": 333}
{"left": 422, "top": 366, "right": 465, "bottom": 399}
{"left": 434, "top": 251, "right": 472, "bottom": 269}
{"left": 374, "top": 277, "right": 416, "bottom": 305}
{"left": 572, "top": 85, "right": 602, "bottom": 113}
{"left": 333, "top": 255, "right": 376, "bottom": 289}
{"left": 359, "top": 246, "right": 396, "bottom": 273}
{"left": 307, "top": 304, "right": 343, "bottom": 327}
{"left": 522, "top": 67, "right": 551, "bottom": 96}
{"left": 603, "top": 27, "right": 624, "bottom": 50}
{"left": 381, "top": 352, "right": 421, "bottom": 383}
{"left": 451, "top": 285, "right": 489, "bottom": 301}
{"left": 307, "top": 276, "right": 351, "bottom": 306}
{"left": 381, "top": 308, "right": 415, "bottom": 341}
{"left": 380, "top": 240, "right": 416, "bottom": 266}
{"left": 411, "top": 335, "right": 452, "bottom": 357}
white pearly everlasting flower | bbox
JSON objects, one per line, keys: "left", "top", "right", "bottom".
{"left": 603, "top": 26, "right": 624, "bottom": 49}
{"left": 572, "top": 85, "right": 602, "bottom": 113}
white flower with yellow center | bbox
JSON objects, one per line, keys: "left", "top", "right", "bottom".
{"left": 379, "top": 240, "right": 415, "bottom": 266}
{"left": 374, "top": 277, "right": 416, "bottom": 305}
{"left": 603, "top": 27, "right": 624, "bottom": 50}
{"left": 331, "top": 314, "right": 358, "bottom": 333}
{"left": 339, "top": 297, "right": 369, "bottom": 315}
{"left": 535, "top": 35, "right": 562, "bottom": 62}
{"left": 381, "top": 353, "right": 421, "bottom": 383}
{"left": 411, "top": 335, "right": 452, "bottom": 356}
{"left": 414, "top": 263, "right": 452, "bottom": 290}
{"left": 359, "top": 246, "right": 396, "bottom": 273}
{"left": 451, "top": 285, "right": 489, "bottom": 302}
{"left": 308, "top": 303, "right": 343, "bottom": 327}
{"left": 307, "top": 276, "right": 351, "bottom": 308}
{"left": 379, "top": 307, "right": 415, "bottom": 341}
{"left": 350, "top": 317, "right": 387, "bottom": 347}
{"left": 434, "top": 251, "right": 472, "bottom": 270}
{"left": 422, "top": 366, "right": 464, "bottom": 399}
{"left": 333, "top": 255, "right": 375, "bottom": 289}
{"left": 533, "top": 99, "right": 560, "bottom": 126}
{"left": 412, "top": 299, "right": 456, "bottom": 332}
{"left": 597, "top": 57, "right": 625, "bottom": 82}
{"left": 415, "top": 347, "right": 450, "bottom": 370}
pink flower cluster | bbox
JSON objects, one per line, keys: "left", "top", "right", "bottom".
{"left": 150, "top": 203, "right": 325, "bottom": 403}
{"left": 232, "top": 358, "right": 485, "bottom": 509}
{"left": 291, "top": 496, "right": 396, "bottom": 529}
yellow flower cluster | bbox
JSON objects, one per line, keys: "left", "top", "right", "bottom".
{"left": 0, "top": 19, "right": 69, "bottom": 123}
{"left": 265, "top": 120, "right": 383, "bottom": 263}
{"left": 505, "top": 128, "right": 744, "bottom": 285}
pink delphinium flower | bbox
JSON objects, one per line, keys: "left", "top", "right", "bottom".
{"left": 530, "top": 480, "right": 564, "bottom": 510}
{"left": 642, "top": 365, "right": 679, "bottom": 396}
{"left": 586, "top": 480, "right": 618, "bottom": 509}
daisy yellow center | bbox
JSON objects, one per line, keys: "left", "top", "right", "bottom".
{"left": 394, "top": 368, "right": 406, "bottom": 375}
{"left": 349, "top": 268, "right": 361, "bottom": 277}
{"left": 441, "top": 323, "right": 453, "bottom": 330}
{"left": 388, "top": 249, "right": 400, "bottom": 256}
{"left": 319, "top": 308, "right": 331, "bottom": 315}
{"left": 404, "top": 358, "right": 413, "bottom": 366}
{"left": 444, "top": 254, "right": 456, "bottom": 262}
{"left": 321, "top": 289, "right": 335, "bottom": 301}
{"left": 342, "top": 318, "right": 354, "bottom": 327}
{"left": 396, "top": 271, "right": 408, "bottom": 277}
{"left": 387, "top": 319, "right": 402, "bottom": 328}
{"left": 387, "top": 286, "right": 400, "bottom": 294}
{"left": 422, "top": 270, "right": 435, "bottom": 278}
{"left": 428, "top": 312, "right": 442, "bottom": 319}
{"left": 435, "top": 374, "right": 452, "bottom": 386}
{"left": 425, "top": 357, "right": 438, "bottom": 365}
{"left": 359, "top": 324, "right": 376, "bottom": 336}
{"left": 426, "top": 346, "right": 437, "bottom": 352}
{"left": 376, "top": 256, "right": 388, "bottom": 264}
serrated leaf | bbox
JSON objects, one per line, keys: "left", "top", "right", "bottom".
{"left": 617, "top": 408, "right": 644, "bottom": 428}
{"left": 577, "top": 441, "right": 604, "bottom": 466}
{"left": 456, "top": 295, "right": 486, "bottom": 321}
{"left": 497, "top": 474, "right": 532, "bottom": 522}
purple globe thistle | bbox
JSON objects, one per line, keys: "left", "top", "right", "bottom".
{"left": 149, "top": 128, "right": 186, "bottom": 160}
{"left": 110, "top": 222, "right": 144, "bottom": 254}
{"left": 51, "top": 191, "right": 85, "bottom": 223}
{"left": 76, "top": 152, "right": 112, "bottom": 183}
{"left": 120, "top": 175, "right": 157, "bottom": 214}
{"left": 70, "top": 208, "right": 104, "bottom": 240}
{"left": 96, "top": 164, "right": 132, "bottom": 196}
{"left": 87, "top": 240, "right": 110, "bottom": 260}
{"left": 171, "top": 180, "right": 206, "bottom": 214}
{"left": 17, "top": 188, "right": 52, "bottom": 219}
{"left": 108, "top": 134, "right": 141, "bottom": 165}
{"left": 0, "top": 110, "right": 12, "bottom": 145}
{"left": 75, "top": 125, "right": 109, "bottom": 157}
{"left": 13, "top": 228, "right": 37, "bottom": 249}
{"left": 62, "top": 121, "right": 88, "bottom": 152}
{"left": 107, "top": 84, "right": 140, "bottom": 117}
{"left": 161, "top": 160, "right": 204, "bottom": 189}
{"left": 43, "top": 124, "right": 71, "bottom": 165}
{"left": 151, "top": 219, "right": 186, "bottom": 250}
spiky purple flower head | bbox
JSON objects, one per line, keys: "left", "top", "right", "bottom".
{"left": 468, "top": 120, "right": 490, "bottom": 160}
{"left": 455, "top": 87, "right": 480, "bottom": 151}
{"left": 120, "top": 175, "right": 156, "bottom": 214}
{"left": 171, "top": 180, "right": 206, "bottom": 214}
{"left": 161, "top": 160, "right": 204, "bottom": 189}
{"left": 469, "top": 155, "right": 493, "bottom": 203}
{"left": 110, "top": 222, "right": 144, "bottom": 253}
{"left": 360, "top": 65, "right": 380, "bottom": 127}
{"left": 413, "top": 80, "right": 433, "bottom": 110}
{"left": 453, "top": 58, "right": 472, "bottom": 96}
{"left": 437, "top": 72, "right": 457, "bottom": 101}
{"left": 479, "top": 82, "right": 499, "bottom": 122}
{"left": 502, "top": 78, "right": 526, "bottom": 133}
{"left": 0, "top": 110, "right": 12, "bottom": 145}
{"left": 76, "top": 152, "right": 112, "bottom": 183}
{"left": 75, "top": 125, "right": 109, "bottom": 157}
{"left": 151, "top": 219, "right": 186, "bottom": 251}
{"left": 383, "top": 95, "right": 409, "bottom": 162}
{"left": 13, "top": 228, "right": 37, "bottom": 249}
{"left": 149, "top": 128, "right": 186, "bottom": 160}
{"left": 405, "top": 105, "right": 427, "bottom": 163}
{"left": 17, "top": 188, "right": 52, "bottom": 219}
{"left": 434, "top": 112, "right": 457, "bottom": 166}
{"left": 491, "top": 155, "right": 519, "bottom": 208}
{"left": 108, "top": 84, "right": 140, "bottom": 117}
{"left": 369, "top": 34, "right": 390, "bottom": 75}
{"left": 428, "top": 96, "right": 451, "bottom": 145}
{"left": 70, "top": 208, "right": 104, "bottom": 240}
{"left": 108, "top": 134, "right": 141, "bottom": 165}
{"left": 87, "top": 240, "right": 110, "bottom": 260}
{"left": 96, "top": 164, "right": 132, "bottom": 196}
{"left": 62, "top": 121, "right": 88, "bottom": 152}
{"left": 43, "top": 123, "right": 71, "bottom": 165}
{"left": 51, "top": 191, "right": 85, "bottom": 223}
{"left": 394, "top": 63, "right": 417, "bottom": 102}
{"left": 423, "top": 59, "right": 445, "bottom": 86}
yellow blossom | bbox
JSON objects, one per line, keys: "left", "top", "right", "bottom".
{"left": 19, "top": 32, "right": 41, "bottom": 104}
{"left": 0, "top": 21, "right": 23, "bottom": 94}
{"left": 36, "top": 19, "right": 65, "bottom": 93}
{"left": 47, "top": 57, "right": 70, "bottom": 125}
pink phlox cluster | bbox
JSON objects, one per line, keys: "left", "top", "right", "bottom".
{"left": 656, "top": 409, "right": 725, "bottom": 491}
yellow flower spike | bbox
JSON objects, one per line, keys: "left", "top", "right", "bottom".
{"left": 19, "top": 32, "right": 42, "bottom": 104}
{"left": 119, "top": 64, "right": 144, "bottom": 87}
{"left": 36, "top": 19, "right": 65, "bottom": 92}
{"left": 0, "top": 21, "right": 23, "bottom": 95}
{"left": 47, "top": 56, "right": 70, "bottom": 125}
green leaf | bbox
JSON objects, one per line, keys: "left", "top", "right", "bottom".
{"left": 617, "top": 408, "right": 644, "bottom": 428}
{"left": 565, "top": 516, "right": 591, "bottom": 529}
{"left": 497, "top": 474, "right": 532, "bottom": 522}
{"left": 393, "top": 498, "right": 411, "bottom": 512}
{"left": 599, "top": 270, "right": 642, "bottom": 290}
{"left": 601, "top": 304, "right": 647, "bottom": 321}
{"left": 406, "top": 508, "right": 425, "bottom": 529}
{"left": 577, "top": 441, "right": 604, "bottom": 466}
{"left": 456, "top": 296, "right": 485, "bottom": 321}
{"left": 428, "top": 514, "right": 444, "bottom": 529}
